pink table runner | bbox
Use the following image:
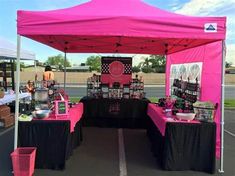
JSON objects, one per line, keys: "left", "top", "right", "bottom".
{"left": 147, "top": 103, "right": 200, "bottom": 136}
{"left": 34, "top": 103, "right": 83, "bottom": 133}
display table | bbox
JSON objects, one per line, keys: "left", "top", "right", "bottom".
{"left": 80, "top": 97, "right": 150, "bottom": 128}
{"left": 147, "top": 104, "right": 216, "bottom": 173}
{"left": 0, "top": 93, "right": 31, "bottom": 105}
{"left": 18, "top": 103, "right": 83, "bottom": 170}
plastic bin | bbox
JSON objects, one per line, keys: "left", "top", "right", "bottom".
{"left": 193, "top": 101, "right": 218, "bottom": 121}
{"left": 11, "top": 147, "right": 36, "bottom": 176}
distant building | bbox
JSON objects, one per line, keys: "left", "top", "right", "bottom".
{"left": 62, "top": 65, "right": 90, "bottom": 72}
{"left": 225, "top": 67, "right": 235, "bottom": 74}
{"left": 22, "top": 65, "right": 57, "bottom": 72}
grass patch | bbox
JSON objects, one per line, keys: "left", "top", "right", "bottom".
{"left": 70, "top": 97, "right": 81, "bottom": 103}
{"left": 69, "top": 97, "right": 235, "bottom": 108}
{"left": 148, "top": 97, "right": 158, "bottom": 103}
{"left": 224, "top": 100, "right": 235, "bottom": 108}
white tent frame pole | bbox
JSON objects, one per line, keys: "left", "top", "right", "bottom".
{"left": 14, "top": 35, "right": 21, "bottom": 150}
{"left": 64, "top": 52, "right": 67, "bottom": 90}
{"left": 219, "top": 40, "right": 225, "bottom": 173}
{"left": 34, "top": 60, "right": 37, "bottom": 80}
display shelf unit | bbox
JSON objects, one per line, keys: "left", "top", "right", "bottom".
{"left": 86, "top": 76, "right": 101, "bottom": 98}
{"left": 123, "top": 84, "right": 131, "bottom": 99}
{"left": 130, "top": 79, "right": 145, "bottom": 99}
{"left": 0, "top": 62, "right": 15, "bottom": 91}
{"left": 171, "top": 78, "right": 200, "bottom": 111}
{"left": 100, "top": 83, "right": 109, "bottom": 98}
{"left": 108, "top": 82, "right": 123, "bottom": 99}
{"left": 86, "top": 77, "right": 145, "bottom": 99}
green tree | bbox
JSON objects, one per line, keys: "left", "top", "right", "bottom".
{"left": 140, "top": 57, "right": 152, "bottom": 68}
{"left": 141, "top": 66, "right": 153, "bottom": 73}
{"left": 13, "top": 62, "right": 26, "bottom": 71}
{"left": 149, "top": 55, "right": 166, "bottom": 73}
{"left": 225, "top": 61, "right": 232, "bottom": 68}
{"left": 45, "top": 54, "right": 71, "bottom": 68}
{"left": 86, "top": 56, "right": 101, "bottom": 72}
{"left": 139, "top": 55, "right": 166, "bottom": 73}
{"left": 132, "top": 66, "right": 141, "bottom": 73}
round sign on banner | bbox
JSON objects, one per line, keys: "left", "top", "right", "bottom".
{"left": 109, "top": 61, "right": 124, "bottom": 77}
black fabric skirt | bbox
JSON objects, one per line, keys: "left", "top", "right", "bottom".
{"left": 80, "top": 97, "right": 150, "bottom": 128}
{"left": 18, "top": 120, "right": 83, "bottom": 170}
{"left": 146, "top": 117, "right": 216, "bottom": 174}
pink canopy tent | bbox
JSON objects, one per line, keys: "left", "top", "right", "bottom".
{"left": 17, "top": 0, "right": 226, "bottom": 54}
{"left": 15, "top": 0, "right": 226, "bottom": 172}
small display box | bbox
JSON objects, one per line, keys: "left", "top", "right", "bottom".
{"left": 54, "top": 100, "right": 69, "bottom": 118}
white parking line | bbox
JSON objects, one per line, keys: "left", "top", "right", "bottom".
{"left": 225, "top": 129, "right": 235, "bottom": 137}
{"left": 118, "top": 128, "right": 127, "bottom": 176}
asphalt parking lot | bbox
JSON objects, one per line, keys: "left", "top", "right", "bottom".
{"left": 0, "top": 110, "right": 235, "bottom": 176}
{"left": 65, "top": 85, "right": 235, "bottom": 99}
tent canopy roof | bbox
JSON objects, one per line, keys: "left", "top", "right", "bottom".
{"left": 0, "top": 37, "right": 36, "bottom": 60}
{"left": 17, "top": 0, "right": 226, "bottom": 54}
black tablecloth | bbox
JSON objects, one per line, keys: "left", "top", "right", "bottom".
{"left": 18, "top": 120, "right": 83, "bottom": 170}
{"left": 146, "top": 117, "right": 216, "bottom": 174}
{"left": 80, "top": 97, "right": 150, "bottom": 128}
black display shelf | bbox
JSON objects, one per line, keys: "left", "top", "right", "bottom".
{"left": 0, "top": 62, "right": 15, "bottom": 91}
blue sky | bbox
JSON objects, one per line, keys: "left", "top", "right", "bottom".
{"left": 0, "top": 0, "right": 234, "bottom": 65}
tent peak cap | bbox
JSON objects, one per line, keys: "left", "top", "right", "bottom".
{"left": 17, "top": 0, "right": 227, "bottom": 20}
{"left": 17, "top": 0, "right": 186, "bottom": 18}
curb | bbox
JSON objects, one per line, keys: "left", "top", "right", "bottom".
{"left": 225, "top": 108, "right": 235, "bottom": 110}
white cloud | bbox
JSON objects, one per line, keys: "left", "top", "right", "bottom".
{"left": 175, "top": 0, "right": 235, "bottom": 16}
{"left": 35, "top": 0, "right": 90, "bottom": 10}
{"left": 174, "top": 0, "right": 235, "bottom": 63}
{"left": 226, "top": 44, "right": 235, "bottom": 64}
{"left": 169, "top": 0, "right": 184, "bottom": 11}
{"left": 133, "top": 54, "right": 149, "bottom": 66}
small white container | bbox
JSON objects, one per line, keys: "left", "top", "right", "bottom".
{"left": 176, "top": 113, "right": 196, "bottom": 121}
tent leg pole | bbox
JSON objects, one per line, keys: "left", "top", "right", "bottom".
{"left": 64, "top": 52, "right": 67, "bottom": 90}
{"left": 34, "top": 60, "right": 37, "bottom": 81}
{"left": 165, "top": 54, "right": 169, "bottom": 96}
{"left": 219, "top": 40, "right": 225, "bottom": 173}
{"left": 14, "top": 35, "right": 21, "bottom": 150}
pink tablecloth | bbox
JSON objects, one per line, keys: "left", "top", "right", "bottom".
{"left": 34, "top": 103, "right": 83, "bottom": 133}
{"left": 147, "top": 103, "right": 200, "bottom": 136}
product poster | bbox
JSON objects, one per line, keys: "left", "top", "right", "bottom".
{"left": 169, "top": 62, "right": 203, "bottom": 94}
{"left": 101, "top": 57, "right": 132, "bottom": 85}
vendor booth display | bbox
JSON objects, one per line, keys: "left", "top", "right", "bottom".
{"left": 87, "top": 76, "right": 145, "bottom": 99}
{"left": 147, "top": 104, "right": 216, "bottom": 173}
{"left": 87, "top": 56, "right": 145, "bottom": 99}
{"left": 0, "top": 92, "right": 31, "bottom": 128}
{"left": 18, "top": 103, "right": 83, "bottom": 169}
{"left": 17, "top": 81, "right": 84, "bottom": 169}
{"left": 0, "top": 36, "right": 35, "bottom": 61}
{"left": 15, "top": 0, "right": 226, "bottom": 173}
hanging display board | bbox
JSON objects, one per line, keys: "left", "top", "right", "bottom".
{"left": 101, "top": 57, "right": 132, "bottom": 85}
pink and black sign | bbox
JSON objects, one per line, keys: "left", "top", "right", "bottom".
{"left": 101, "top": 57, "right": 132, "bottom": 86}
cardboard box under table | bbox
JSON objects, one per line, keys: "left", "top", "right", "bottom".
{"left": 0, "top": 105, "right": 14, "bottom": 128}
